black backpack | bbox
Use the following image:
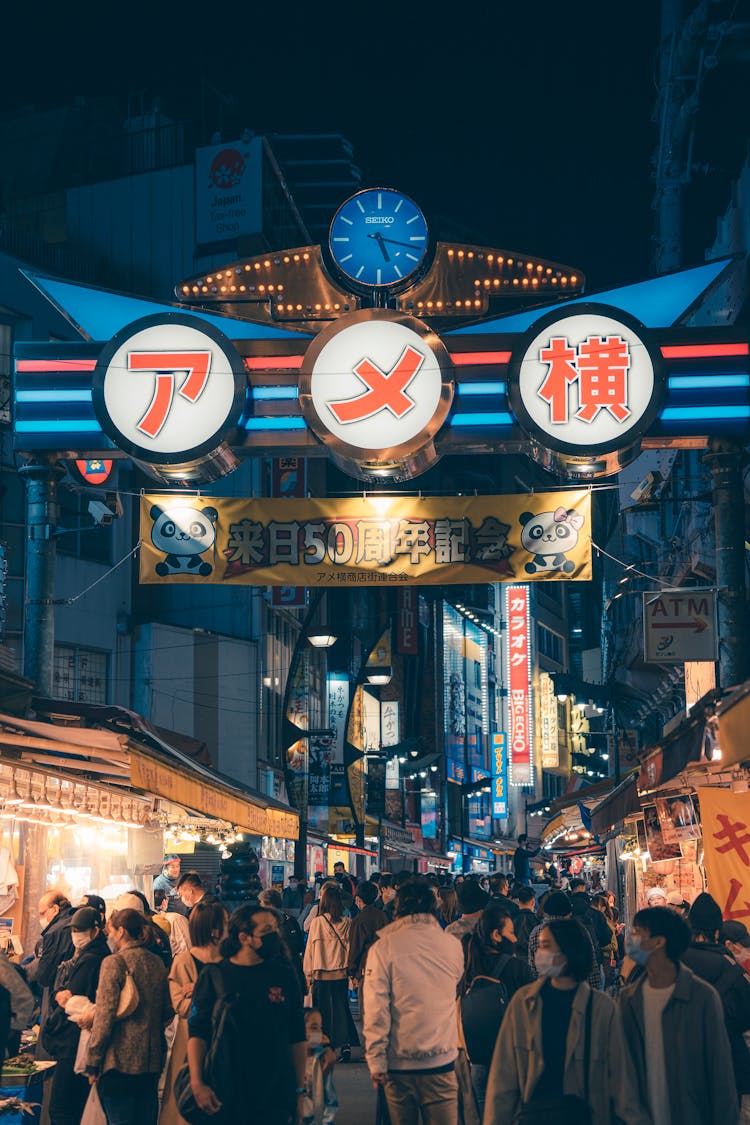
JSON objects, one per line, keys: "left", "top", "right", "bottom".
{"left": 174, "top": 965, "right": 242, "bottom": 1125}
{"left": 460, "top": 954, "right": 512, "bottom": 1067}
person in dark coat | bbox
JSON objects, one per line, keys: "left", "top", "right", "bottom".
{"left": 512, "top": 835, "right": 540, "bottom": 886}
{"left": 347, "top": 881, "right": 387, "bottom": 1016}
{"left": 258, "top": 888, "right": 307, "bottom": 996}
{"left": 683, "top": 892, "right": 750, "bottom": 1100}
{"left": 28, "top": 891, "right": 75, "bottom": 1059}
{"left": 43, "top": 906, "right": 109, "bottom": 1125}
{"left": 510, "top": 885, "right": 538, "bottom": 961}
{"left": 569, "top": 878, "right": 612, "bottom": 971}
{"left": 488, "top": 873, "right": 520, "bottom": 919}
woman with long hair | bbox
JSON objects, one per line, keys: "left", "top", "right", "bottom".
{"left": 483, "top": 918, "right": 649, "bottom": 1124}
{"left": 303, "top": 882, "right": 359, "bottom": 1061}
{"left": 438, "top": 886, "right": 458, "bottom": 929}
{"left": 87, "top": 908, "right": 173, "bottom": 1125}
{"left": 187, "top": 904, "right": 306, "bottom": 1125}
{"left": 460, "top": 903, "right": 532, "bottom": 1117}
{"left": 158, "top": 902, "right": 227, "bottom": 1125}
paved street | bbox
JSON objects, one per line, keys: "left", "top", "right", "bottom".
{"left": 335, "top": 1054, "right": 378, "bottom": 1124}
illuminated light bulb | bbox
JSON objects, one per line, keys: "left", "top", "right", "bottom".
{"left": 448, "top": 248, "right": 454, "bottom": 255}
{"left": 532, "top": 278, "right": 538, "bottom": 286}
{"left": 182, "top": 286, "right": 189, "bottom": 293}
{"left": 426, "top": 301, "right": 433, "bottom": 308}
{"left": 239, "top": 285, "right": 246, "bottom": 292}
{"left": 522, "top": 278, "right": 529, "bottom": 286}
{"left": 283, "top": 256, "right": 290, "bottom": 263}
{"left": 315, "top": 303, "right": 321, "bottom": 311}
{"left": 206, "top": 276, "right": 213, "bottom": 283}
{"left": 268, "top": 284, "right": 275, "bottom": 292}
{"left": 296, "top": 304, "right": 302, "bottom": 311}
{"left": 507, "top": 258, "right": 513, "bottom": 266}
{"left": 258, "top": 285, "right": 265, "bottom": 293}
{"left": 333, "top": 303, "right": 341, "bottom": 310}
{"left": 458, "top": 250, "right": 464, "bottom": 257}
{"left": 436, "top": 300, "right": 443, "bottom": 308}
{"left": 487, "top": 253, "right": 494, "bottom": 262}
{"left": 293, "top": 254, "right": 300, "bottom": 261}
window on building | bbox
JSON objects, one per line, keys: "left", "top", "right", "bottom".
{"left": 53, "top": 645, "right": 109, "bottom": 704}
{"left": 57, "top": 487, "right": 113, "bottom": 564}
{"left": 538, "top": 623, "right": 565, "bottom": 665}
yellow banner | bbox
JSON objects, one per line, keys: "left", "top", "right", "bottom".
{"left": 698, "top": 787, "right": 750, "bottom": 921}
{"left": 139, "top": 491, "right": 592, "bottom": 586}
{"left": 130, "top": 751, "right": 299, "bottom": 841}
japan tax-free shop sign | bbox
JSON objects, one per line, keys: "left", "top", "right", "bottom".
{"left": 139, "top": 491, "right": 592, "bottom": 586}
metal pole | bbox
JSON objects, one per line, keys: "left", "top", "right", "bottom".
{"left": 704, "top": 440, "right": 750, "bottom": 689}
{"left": 20, "top": 460, "right": 64, "bottom": 697}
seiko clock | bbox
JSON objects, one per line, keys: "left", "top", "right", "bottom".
{"left": 328, "top": 188, "right": 430, "bottom": 290}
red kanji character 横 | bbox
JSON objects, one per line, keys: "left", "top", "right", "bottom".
{"left": 575, "top": 334, "right": 631, "bottom": 423}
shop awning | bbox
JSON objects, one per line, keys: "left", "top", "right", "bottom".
{"left": 637, "top": 692, "right": 721, "bottom": 792}
{"left": 589, "top": 772, "right": 640, "bottom": 836}
{"left": 0, "top": 709, "right": 298, "bottom": 840}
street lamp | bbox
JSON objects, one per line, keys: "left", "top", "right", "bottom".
{"left": 365, "top": 666, "right": 392, "bottom": 686}
{"left": 306, "top": 629, "right": 338, "bottom": 648}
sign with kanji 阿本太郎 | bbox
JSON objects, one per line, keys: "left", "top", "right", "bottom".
{"left": 698, "top": 787, "right": 750, "bottom": 922}
{"left": 139, "top": 491, "right": 591, "bottom": 586}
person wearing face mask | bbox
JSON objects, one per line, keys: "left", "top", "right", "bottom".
{"left": 459, "top": 904, "right": 532, "bottom": 1118}
{"left": 724, "top": 919, "right": 750, "bottom": 981}
{"left": 618, "top": 905, "right": 739, "bottom": 1125}
{"left": 42, "top": 906, "right": 109, "bottom": 1125}
{"left": 187, "top": 904, "right": 307, "bottom": 1125}
{"left": 484, "top": 918, "right": 649, "bottom": 1125}
{"left": 303, "top": 883, "right": 359, "bottom": 1063}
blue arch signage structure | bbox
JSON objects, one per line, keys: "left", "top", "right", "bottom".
{"left": 12, "top": 197, "right": 749, "bottom": 485}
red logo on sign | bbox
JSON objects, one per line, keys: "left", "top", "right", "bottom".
{"left": 328, "top": 345, "right": 424, "bottom": 424}
{"left": 128, "top": 351, "right": 212, "bottom": 438}
{"left": 538, "top": 334, "right": 631, "bottom": 424}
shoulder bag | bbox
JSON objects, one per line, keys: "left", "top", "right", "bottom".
{"left": 174, "top": 964, "right": 231, "bottom": 1125}
{"left": 514, "top": 989, "right": 593, "bottom": 1125}
{"left": 114, "top": 955, "right": 139, "bottom": 1020}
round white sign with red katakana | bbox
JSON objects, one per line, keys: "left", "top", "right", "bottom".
{"left": 92, "top": 314, "right": 247, "bottom": 465}
{"left": 508, "top": 305, "right": 663, "bottom": 455}
{"left": 298, "top": 310, "right": 454, "bottom": 476}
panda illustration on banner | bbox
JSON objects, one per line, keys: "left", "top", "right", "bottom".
{"left": 519, "top": 507, "right": 585, "bottom": 575}
{"left": 150, "top": 504, "right": 218, "bottom": 577}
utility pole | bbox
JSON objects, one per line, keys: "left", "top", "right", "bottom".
{"left": 704, "top": 439, "right": 750, "bottom": 689}
{"left": 20, "top": 459, "right": 64, "bottom": 697}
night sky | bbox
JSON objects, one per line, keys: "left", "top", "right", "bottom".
{"left": 4, "top": 2, "right": 748, "bottom": 292}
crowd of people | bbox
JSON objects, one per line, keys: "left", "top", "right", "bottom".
{"left": 0, "top": 849, "right": 747, "bottom": 1125}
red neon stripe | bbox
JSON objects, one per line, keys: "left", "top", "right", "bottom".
{"left": 244, "top": 355, "right": 304, "bottom": 370}
{"left": 449, "top": 351, "right": 512, "bottom": 366}
{"left": 661, "top": 343, "right": 749, "bottom": 359}
{"left": 16, "top": 359, "right": 98, "bottom": 372}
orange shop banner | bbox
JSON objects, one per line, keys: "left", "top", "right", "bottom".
{"left": 698, "top": 787, "right": 750, "bottom": 921}
{"left": 139, "top": 491, "right": 592, "bottom": 587}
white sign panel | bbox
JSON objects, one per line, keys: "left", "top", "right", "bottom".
{"left": 326, "top": 674, "right": 350, "bottom": 765}
{"left": 643, "top": 590, "right": 718, "bottom": 663}
{"left": 195, "top": 137, "right": 262, "bottom": 247}
{"left": 93, "top": 315, "right": 246, "bottom": 467}
{"left": 539, "top": 672, "right": 560, "bottom": 769}
{"left": 510, "top": 306, "right": 662, "bottom": 456}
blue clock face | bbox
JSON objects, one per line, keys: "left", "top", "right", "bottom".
{"left": 329, "top": 188, "right": 429, "bottom": 289}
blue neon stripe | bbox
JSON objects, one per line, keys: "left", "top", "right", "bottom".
{"left": 668, "top": 374, "right": 750, "bottom": 390}
{"left": 16, "top": 390, "right": 93, "bottom": 403}
{"left": 15, "top": 420, "right": 103, "bottom": 433}
{"left": 243, "top": 417, "right": 307, "bottom": 431}
{"left": 251, "top": 386, "right": 299, "bottom": 401}
{"left": 450, "top": 412, "right": 514, "bottom": 426}
{"left": 661, "top": 405, "right": 750, "bottom": 421}
{"left": 456, "top": 382, "right": 506, "bottom": 396}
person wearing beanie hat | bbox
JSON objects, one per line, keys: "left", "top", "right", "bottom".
{"left": 526, "top": 889, "right": 603, "bottom": 990}
{"left": 646, "top": 886, "right": 668, "bottom": 907}
{"left": 43, "top": 901, "right": 109, "bottom": 1125}
{"left": 683, "top": 891, "right": 750, "bottom": 1104}
{"left": 445, "top": 879, "right": 490, "bottom": 942}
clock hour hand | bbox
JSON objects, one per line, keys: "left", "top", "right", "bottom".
{"left": 367, "top": 233, "right": 391, "bottom": 262}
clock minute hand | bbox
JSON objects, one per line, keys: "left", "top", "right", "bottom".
{"left": 367, "top": 233, "right": 390, "bottom": 262}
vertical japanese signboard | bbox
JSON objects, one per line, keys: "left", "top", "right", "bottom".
{"left": 491, "top": 733, "right": 508, "bottom": 818}
{"left": 397, "top": 589, "right": 419, "bottom": 654}
{"left": 382, "top": 701, "right": 401, "bottom": 790}
{"left": 698, "top": 787, "right": 750, "bottom": 921}
{"left": 327, "top": 674, "right": 350, "bottom": 808}
{"left": 505, "top": 585, "right": 533, "bottom": 786}
{"left": 539, "top": 672, "right": 560, "bottom": 769}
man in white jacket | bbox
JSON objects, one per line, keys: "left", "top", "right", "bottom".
{"left": 363, "top": 877, "right": 465, "bottom": 1125}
